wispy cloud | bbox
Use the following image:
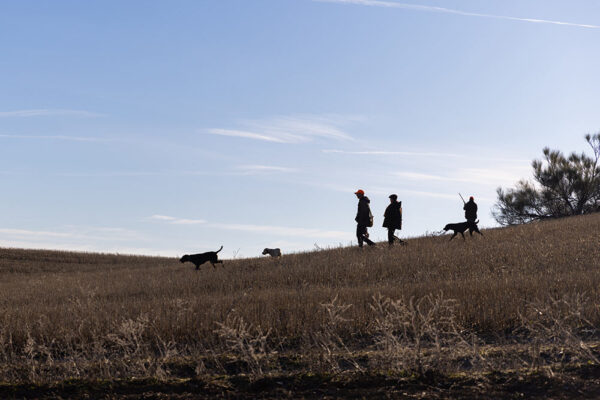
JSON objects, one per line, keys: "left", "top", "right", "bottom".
{"left": 56, "top": 170, "right": 218, "bottom": 178}
{"left": 324, "top": 149, "right": 530, "bottom": 163}
{"left": 149, "top": 215, "right": 207, "bottom": 225}
{"left": 400, "top": 189, "right": 458, "bottom": 200}
{"left": 370, "top": 187, "right": 493, "bottom": 202}
{"left": 0, "top": 109, "right": 104, "bottom": 118}
{"left": 3, "top": 167, "right": 298, "bottom": 178}
{"left": 57, "top": 167, "right": 296, "bottom": 178}
{"left": 406, "top": 190, "right": 494, "bottom": 203}
{"left": 457, "top": 167, "right": 532, "bottom": 186}
{"left": 315, "top": 0, "right": 600, "bottom": 29}
{"left": 395, "top": 171, "right": 445, "bottom": 181}
{"left": 0, "top": 226, "right": 145, "bottom": 241}
{"left": 323, "top": 149, "right": 464, "bottom": 158}
{"left": 206, "top": 129, "right": 287, "bottom": 143}
{"left": 235, "top": 165, "right": 298, "bottom": 174}
{"left": 0, "top": 228, "right": 74, "bottom": 238}
{"left": 394, "top": 166, "right": 531, "bottom": 186}
{"left": 0, "top": 224, "right": 153, "bottom": 254}
{"left": 0, "top": 134, "right": 112, "bottom": 142}
{"left": 149, "top": 214, "right": 347, "bottom": 239}
{"left": 207, "top": 115, "right": 355, "bottom": 144}
{"left": 0, "top": 238, "right": 175, "bottom": 256}
{"left": 211, "top": 223, "right": 348, "bottom": 239}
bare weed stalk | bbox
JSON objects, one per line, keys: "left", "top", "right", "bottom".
{"left": 518, "top": 294, "right": 599, "bottom": 372}
{"left": 312, "top": 295, "right": 363, "bottom": 374}
{"left": 215, "top": 314, "right": 273, "bottom": 376}
{"left": 369, "top": 293, "right": 487, "bottom": 374}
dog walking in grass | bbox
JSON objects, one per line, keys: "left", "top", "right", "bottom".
{"left": 443, "top": 220, "right": 483, "bottom": 241}
{"left": 262, "top": 248, "right": 281, "bottom": 257}
{"left": 180, "top": 246, "right": 223, "bottom": 269}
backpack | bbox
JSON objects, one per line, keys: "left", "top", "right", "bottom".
{"left": 398, "top": 202, "right": 402, "bottom": 230}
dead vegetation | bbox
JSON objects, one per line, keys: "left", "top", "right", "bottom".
{"left": 1, "top": 213, "right": 600, "bottom": 395}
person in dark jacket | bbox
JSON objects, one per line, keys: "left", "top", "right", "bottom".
{"left": 355, "top": 189, "right": 376, "bottom": 247}
{"left": 383, "top": 194, "right": 404, "bottom": 246}
{"left": 464, "top": 196, "right": 478, "bottom": 223}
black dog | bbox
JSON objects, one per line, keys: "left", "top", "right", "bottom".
{"left": 262, "top": 248, "right": 281, "bottom": 257}
{"left": 179, "top": 246, "right": 223, "bottom": 269}
{"left": 443, "top": 220, "right": 483, "bottom": 241}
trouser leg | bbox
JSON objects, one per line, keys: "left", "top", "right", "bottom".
{"left": 362, "top": 226, "right": 376, "bottom": 246}
{"left": 356, "top": 224, "right": 365, "bottom": 247}
{"left": 388, "top": 229, "right": 395, "bottom": 245}
{"left": 357, "top": 224, "right": 376, "bottom": 246}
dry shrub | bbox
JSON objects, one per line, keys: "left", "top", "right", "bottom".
{"left": 369, "top": 293, "right": 487, "bottom": 374}
{"left": 517, "top": 294, "right": 599, "bottom": 372}
{"left": 215, "top": 314, "right": 273, "bottom": 376}
{"left": 105, "top": 314, "right": 163, "bottom": 377}
{"left": 311, "top": 295, "right": 363, "bottom": 374}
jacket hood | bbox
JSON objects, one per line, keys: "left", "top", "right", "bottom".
{"left": 362, "top": 196, "right": 370, "bottom": 203}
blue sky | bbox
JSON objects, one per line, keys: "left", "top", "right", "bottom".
{"left": 1, "top": 0, "right": 599, "bottom": 257}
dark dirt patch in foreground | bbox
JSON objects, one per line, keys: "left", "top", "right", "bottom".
{"left": 3, "top": 364, "right": 600, "bottom": 399}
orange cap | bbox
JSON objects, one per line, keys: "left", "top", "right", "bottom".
{"left": 355, "top": 189, "right": 364, "bottom": 195}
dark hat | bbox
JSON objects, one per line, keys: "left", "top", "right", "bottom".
{"left": 389, "top": 194, "right": 398, "bottom": 199}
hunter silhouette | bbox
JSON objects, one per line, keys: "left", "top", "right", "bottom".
{"left": 355, "top": 189, "right": 376, "bottom": 247}
{"left": 464, "top": 196, "right": 478, "bottom": 223}
{"left": 383, "top": 194, "right": 404, "bottom": 246}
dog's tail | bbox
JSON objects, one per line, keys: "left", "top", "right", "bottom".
{"left": 216, "top": 245, "right": 223, "bottom": 253}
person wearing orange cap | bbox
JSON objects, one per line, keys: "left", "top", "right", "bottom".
{"left": 355, "top": 189, "right": 376, "bottom": 247}
{"left": 463, "top": 196, "right": 478, "bottom": 223}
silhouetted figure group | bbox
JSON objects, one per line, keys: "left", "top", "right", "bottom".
{"left": 182, "top": 191, "right": 482, "bottom": 271}
{"left": 355, "top": 190, "right": 481, "bottom": 247}
{"left": 355, "top": 189, "right": 405, "bottom": 248}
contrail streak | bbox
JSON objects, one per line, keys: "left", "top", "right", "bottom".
{"left": 316, "top": 0, "right": 600, "bottom": 29}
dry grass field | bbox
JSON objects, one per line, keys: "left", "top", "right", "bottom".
{"left": 1, "top": 214, "right": 600, "bottom": 398}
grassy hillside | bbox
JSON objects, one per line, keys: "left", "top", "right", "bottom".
{"left": 1, "top": 214, "right": 600, "bottom": 397}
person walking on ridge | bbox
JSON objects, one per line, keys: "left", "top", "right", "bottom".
{"left": 464, "top": 196, "right": 478, "bottom": 223}
{"left": 383, "top": 194, "right": 404, "bottom": 246}
{"left": 355, "top": 189, "right": 376, "bottom": 247}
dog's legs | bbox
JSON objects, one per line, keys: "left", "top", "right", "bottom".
{"left": 460, "top": 232, "right": 465, "bottom": 240}
{"left": 195, "top": 264, "right": 200, "bottom": 270}
{"left": 471, "top": 226, "right": 483, "bottom": 236}
{"left": 449, "top": 233, "right": 457, "bottom": 241}
{"left": 210, "top": 262, "right": 216, "bottom": 269}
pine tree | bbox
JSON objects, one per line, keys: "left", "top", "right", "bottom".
{"left": 493, "top": 134, "right": 600, "bottom": 225}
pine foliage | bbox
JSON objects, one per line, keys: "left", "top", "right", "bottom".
{"left": 494, "top": 134, "right": 600, "bottom": 225}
